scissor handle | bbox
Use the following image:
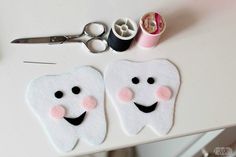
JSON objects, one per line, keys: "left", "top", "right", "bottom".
{"left": 85, "top": 37, "right": 108, "bottom": 53}
{"left": 83, "top": 22, "right": 107, "bottom": 37}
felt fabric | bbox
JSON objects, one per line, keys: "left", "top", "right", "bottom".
{"left": 26, "top": 66, "right": 106, "bottom": 152}
{"left": 104, "top": 59, "right": 180, "bottom": 135}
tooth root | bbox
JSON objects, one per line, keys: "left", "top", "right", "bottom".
{"left": 45, "top": 122, "right": 78, "bottom": 152}
{"left": 149, "top": 121, "right": 173, "bottom": 135}
{"left": 148, "top": 107, "right": 174, "bottom": 135}
{"left": 80, "top": 113, "right": 107, "bottom": 145}
{"left": 122, "top": 118, "right": 145, "bottom": 135}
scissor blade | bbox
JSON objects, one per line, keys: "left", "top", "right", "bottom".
{"left": 11, "top": 37, "right": 51, "bottom": 44}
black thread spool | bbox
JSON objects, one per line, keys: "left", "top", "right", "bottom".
{"left": 108, "top": 18, "right": 138, "bottom": 52}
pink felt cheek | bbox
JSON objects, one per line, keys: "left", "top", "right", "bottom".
{"left": 50, "top": 105, "right": 66, "bottom": 119}
{"left": 82, "top": 96, "right": 97, "bottom": 111}
{"left": 156, "top": 86, "right": 172, "bottom": 101}
{"left": 118, "top": 87, "right": 134, "bottom": 102}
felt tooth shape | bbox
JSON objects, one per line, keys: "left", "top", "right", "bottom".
{"left": 26, "top": 66, "right": 106, "bottom": 152}
{"left": 104, "top": 59, "right": 180, "bottom": 135}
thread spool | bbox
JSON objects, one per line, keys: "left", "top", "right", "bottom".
{"left": 136, "top": 12, "right": 166, "bottom": 48}
{"left": 108, "top": 18, "right": 138, "bottom": 52}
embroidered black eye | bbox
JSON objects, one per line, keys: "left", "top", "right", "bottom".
{"left": 54, "top": 91, "right": 63, "bottom": 99}
{"left": 132, "top": 77, "right": 139, "bottom": 84}
{"left": 72, "top": 86, "right": 81, "bottom": 94}
{"left": 147, "top": 77, "right": 155, "bottom": 84}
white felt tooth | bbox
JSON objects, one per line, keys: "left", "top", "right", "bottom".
{"left": 26, "top": 66, "right": 106, "bottom": 152}
{"left": 148, "top": 100, "right": 176, "bottom": 135}
{"left": 104, "top": 59, "right": 180, "bottom": 136}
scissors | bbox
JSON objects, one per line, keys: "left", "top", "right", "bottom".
{"left": 11, "top": 22, "right": 109, "bottom": 53}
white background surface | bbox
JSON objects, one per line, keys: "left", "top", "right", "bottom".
{"left": 0, "top": 0, "right": 236, "bottom": 156}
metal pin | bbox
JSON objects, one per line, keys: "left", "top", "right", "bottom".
{"left": 23, "top": 61, "right": 56, "bottom": 65}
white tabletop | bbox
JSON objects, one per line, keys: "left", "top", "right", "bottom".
{"left": 0, "top": 0, "right": 236, "bottom": 156}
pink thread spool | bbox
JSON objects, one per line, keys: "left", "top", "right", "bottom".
{"left": 136, "top": 12, "right": 166, "bottom": 48}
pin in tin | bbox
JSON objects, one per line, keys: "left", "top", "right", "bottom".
{"left": 136, "top": 12, "right": 166, "bottom": 48}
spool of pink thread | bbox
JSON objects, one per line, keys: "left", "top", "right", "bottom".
{"left": 136, "top": 12, "right": 166, "bottom": 48}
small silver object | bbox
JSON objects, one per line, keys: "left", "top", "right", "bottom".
{"left": 11, "top": 22, "right": 108, "bottom": 53}
{"left": 23, "top": 61, "right": 56, "bottom": 65}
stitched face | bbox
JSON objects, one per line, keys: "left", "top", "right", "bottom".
{"left": 104, "top": 60, "right": 180, "bottom": 135}
{"left": 26, "top": 66, "right": 106, "bottom": 152}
